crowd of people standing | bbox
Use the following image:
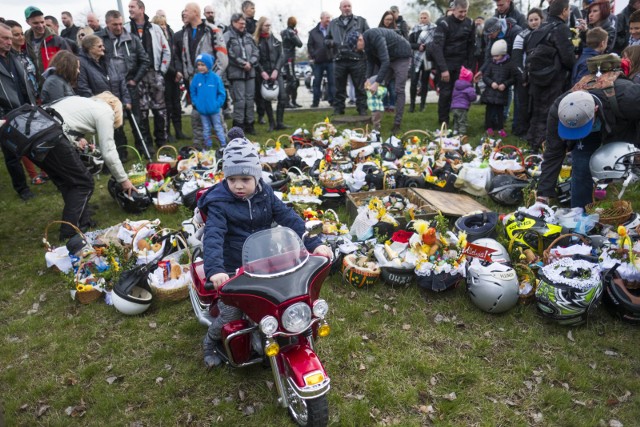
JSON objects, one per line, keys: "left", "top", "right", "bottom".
{"left": 2, "top": 0, "right": 640, "bottom": 230}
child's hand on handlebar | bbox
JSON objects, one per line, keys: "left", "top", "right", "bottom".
{"left": 210, "top": 273, "right": 230, "bottom": 290}
{"left": 313, "top": 245, "right": 333, "bottom": 259}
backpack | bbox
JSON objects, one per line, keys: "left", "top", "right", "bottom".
{"left": 0, "top": 104, "right": 64, "bottom": 158}
{"left": 524, "top": 22, "right": 562, "bottom": 86}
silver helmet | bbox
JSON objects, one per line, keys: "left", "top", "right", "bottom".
{"left": 466, "top": 258, "right": 520, "bottom": 313}
{"left": 470, "top": 238, "right": 511, "bottom": 264}
{"left": 589, "top": 142, "right": 640, "bottom": 183}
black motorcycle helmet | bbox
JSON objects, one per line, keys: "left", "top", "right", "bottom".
{"left": 454, "top": 211, "right": 499, "bottom": 242}
{"left": 602, "top": 265, "right": 640, "bottom": 324}
{"left": 487, "top": 174, "right": 529, "bottom": 205}
{"left": 108, "top": 176, "right": 152, "bottom": 214}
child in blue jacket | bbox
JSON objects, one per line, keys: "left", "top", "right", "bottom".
{"left": 196, "top": 130, "right": 333, "bottom": 368}
{"left": 189, "top": 53, "right": 227, "bottom": 149}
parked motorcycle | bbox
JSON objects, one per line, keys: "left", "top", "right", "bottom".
{"left": 189, "top": 226, "right": 333, "bottom": 426}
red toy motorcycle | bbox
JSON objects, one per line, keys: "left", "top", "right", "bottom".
{"left": 190, "top": 226, "right": 333, "bottom": 426}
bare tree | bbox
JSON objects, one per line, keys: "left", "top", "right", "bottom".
{"left": 409, "top": 0, "right": 494, "bottom": 21}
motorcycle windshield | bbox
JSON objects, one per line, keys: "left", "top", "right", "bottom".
{"left": 241, "top": 227, "right": 309, "bottom": 277}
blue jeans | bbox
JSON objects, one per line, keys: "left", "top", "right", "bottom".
{"left": 200, "top": 112, "right": 226, "bottom": 147}
{"left": 570, "top": 137, "right": 599, "bottom": 209}
{"left": 312, "top": 62, "right": 335, "bottom": 105}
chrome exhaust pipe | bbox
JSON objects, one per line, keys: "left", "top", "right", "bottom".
{"left": 188, "top": 284, "right": 216, "bottom": 327}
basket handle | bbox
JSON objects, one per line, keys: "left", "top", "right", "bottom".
{"left": 323, "top": 209, "right": 339, "bottom": 223}
{"left": 156, "top": 145, "right": 178, "bottom": 161}
{"left": 261, "top": 163, "right": 273, "bottom": 172}
{"left": 491, "top": 145, "right": 525, "bottom": 166}
{"left": 543, "top": 232, "right": 590, "bottom": 264}
{"left": 43, "top": 220, "right": 87, "bottom": 252}
{"left": 312, "top": 121, "right": 332, "bottom": 132}
{"left": 276, "top": 134, "right": 293, "bottom": 146}
{"left": 123, "top": 145, "right": 144, "bottom": 163}
{"left": 264, "top": 138, "right": 276, "bottom": 149}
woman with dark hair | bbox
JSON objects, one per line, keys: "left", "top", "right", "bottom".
{"left": 6, "top": 19, "right": 49, "bottom": 185}
{"left": 254, "top": 17, "right": 289, "bottom": 131}
{"left": 578, "top": 0, "right": 616, "bottom": 53}
{"left": 511, "top": 7, "right": 544, "bottom": 138}
{"left": 378, "top": 10, "right": 399, "bottom": 112}
{"left": 623, "top": 45, "right": 640, "bottom": 83}
{"left": 281, "top": 16, "right": 303, "bottom": 108}
{"left": 41, "top": 50, "right": 78, "bottom": 103}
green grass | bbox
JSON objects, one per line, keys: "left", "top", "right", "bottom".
{"left": 1, "top": 106, "right": 639, "bottom": 426}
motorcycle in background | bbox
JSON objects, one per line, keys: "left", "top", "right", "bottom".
{"left": 190, "top": 226, "right": 333, "bottom": 426}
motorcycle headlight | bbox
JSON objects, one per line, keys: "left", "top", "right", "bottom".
{"left": 282, "top": 302, "right": 312, "bottom": 333}
{"left": 312, "top": 299, "right": 329, "bottom": 319}
{"left": 260, "top": 315, "right": 279, "bottom": 336}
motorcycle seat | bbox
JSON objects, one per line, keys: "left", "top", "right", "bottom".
{"left": 221, "top": 256, "right": 329, "bottom": 304}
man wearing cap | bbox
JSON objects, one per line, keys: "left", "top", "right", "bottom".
{"left": 537, "top": 81, "right": 640, "bottom": 209}
{"left": 480, "top": 17, "right": 521, "bottom": 71}
{"left": 24, "top": 6, "right": 70, "bottom": 84}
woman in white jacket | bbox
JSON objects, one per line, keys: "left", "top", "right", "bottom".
{"left": 39, "top": 93, "right": 133, "bottom": 240}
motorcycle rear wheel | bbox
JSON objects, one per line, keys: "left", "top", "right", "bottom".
{"left": 286, "top": 385, "right": 328, "bottom": 427}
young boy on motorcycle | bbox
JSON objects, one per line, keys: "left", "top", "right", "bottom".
{"left": 197, "top": 129, "right": 333, "bottom": 368}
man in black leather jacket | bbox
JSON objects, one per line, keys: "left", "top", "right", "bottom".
{"left": 325, "top": 0, "right": 370, "bottom": 116}
{"left": 430, "top": 0, "right": 475, "bottom": 126}
{"left": 281, "top": 17, "right": 303, "bottom": 108}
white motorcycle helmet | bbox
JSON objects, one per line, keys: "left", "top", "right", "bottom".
{"left": 261, "top": 80, "right": 280, "bottom": 101}
{"left": 589, "top": 142, "right": 640, "bottom": 183}
{"left": 112, "top": 265, "right": 153, "bottom": 315}
{"left": 466, "top": 258, "right": 520, "bottom": 313}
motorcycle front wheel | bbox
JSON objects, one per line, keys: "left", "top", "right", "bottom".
{"left": 286, "top": 383, "right": 328, "bottom": 427}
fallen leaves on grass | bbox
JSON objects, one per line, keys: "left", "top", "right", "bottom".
{"left": 35, "top": 402, "right": 50, "bottom": 418}
{"left": 345, "top": 393, "right": 366, "bottom": 400}
{"left": 149, "top": 322, "right": 157, "bottom": 329}
{"left": 442, "top": 392, "right": 457, "bottom": 401}
{"left": 402, "top": 324, "right": 411, "bottom": 330}
{"left": 106, "top": 375, "right": 123, "bottom": 384}
{"left": 65, "top": 401, "right": 87, "bottom": 417}
{"left": 155, "top": 377, "right": 163, "bottom": 385}
{"left": 567, "top": 330, "right": 575, "bottom": 342}
{"left": 418, "top": 404, "right": 435, "bottom": 414}
{"left": 604, "top": 350, "right": 619, "bottom": 357}
{"left": 27, "top": 303, "right": 39, "bottom": 315}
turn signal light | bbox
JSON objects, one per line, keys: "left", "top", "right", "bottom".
{"left": 318, "top": 323, "right": 331, "bottom": 337}
{"left": 265, "top": 341, "right": 280, "bottom": 357}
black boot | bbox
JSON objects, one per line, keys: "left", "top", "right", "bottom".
{"left": 267, "top": 110, "right": 275, "bottom": 132}
{"left": 409, "top": 100, "right": 415, "bottom": 113}
{"left": 245, "top": 121, "right": 256, "bottom": 135}
{"left": 174, "top": 122, "right": 190, "bottom": 140}
{"left": 275, "top": 104, "right": 290, "bottom": 130}
{"left": 419, "top": 98, "right": 426, "bottom": 112}
{"left": 232, "top": 120, "right": 244, "bottom": 131}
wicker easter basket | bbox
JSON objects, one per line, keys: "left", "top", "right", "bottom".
{"left": 148, "top": 233, "right": 191, "bottom": 301}
{"left": 156, "top": 145, "right": 179, "bottom": 168}
{"left": 401, "top": 129, "right": 430, "bottom": 148}
{"left": 43, "top": 221, "right": 104, "bottom": 304}
{"left": 342, "top": 254, "right": 380, "bottom": 288}
{"left": 318, "top": 170, "right": 345, "bottom": 189}
{"left": 585, "top": 199, "right": 632, "bottom": 226}
{"left": 489, "top": 145, "right": 526, "bottom": 176}
{"left": 349, "top": 126, "right": 369, "bottom": 150}
{"left": 542, "top": 233, "right": 590, "bottom": 265}
{"left": 276, "top": 134, "right": 297, "bottom": 157}
{"left": 124, "top": 146, "right": 147, "bottom": 186}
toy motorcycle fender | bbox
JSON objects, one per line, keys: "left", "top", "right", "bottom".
{"left": 189, "top": 226, "right": 332, "bottom": 426}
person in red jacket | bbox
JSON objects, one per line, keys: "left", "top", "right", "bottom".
{"left": 23, "top": 6, "right": 70, "bottom": 86}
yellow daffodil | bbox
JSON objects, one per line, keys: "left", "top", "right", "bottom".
{"left": 324, "top": 116, "right": 330, "bottom": 123}
{"left": 618, "top": 225, "right": 627, "bottom": 238}
{"left": 413, "top": 220, "right": 430, "bottom": 237}
{"left": 313, "top": 186, "right": 323, "bottom": 196}
{"left": 275, "top": 141, "right": 282, "bottom": 151}
{"left": 457, "top": 231, "right": 468, "bottom": 249}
